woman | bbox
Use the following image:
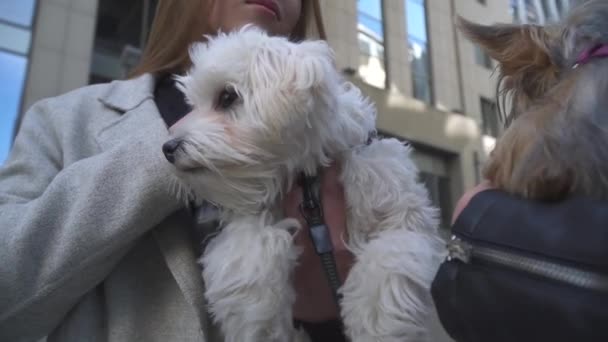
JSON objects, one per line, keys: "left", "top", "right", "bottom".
{"left": 0, "top": 1, "right": 353, "bottom": 341}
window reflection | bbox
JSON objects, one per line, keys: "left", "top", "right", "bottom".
{"left": 0, "top": 51, "right": 27, "bottom": 163}
{"left": 0, "top": 23, "right": 31, "bottom": 54}
{"left": 0, "top": 0, "right": 37, "bottom": 27}
{"left": 0, "top": 0, "right": 37, "bottom": 165}
{"left": 480, "top": 97, "right": 499, "bottom": 137}
{"left": 90, "top": 0, "right": 158, "bottom": 83}
{"left": 419, "top": 171, "right": 452, "bottom": 230}
{"left": 357, "top": 0, "right": 386, "bottom": 89}
{"left": 511, "top": 0, "right": 570, "bottom": 24}
{"left": 406, "top": 0, "right": 432, "bottom": 103}
{"left": 474, "top": 44, "right": 493, "bottom": 69}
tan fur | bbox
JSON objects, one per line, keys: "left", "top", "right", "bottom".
{"left": 483, "top": 75, "right": 579, "bottom": 199}
{"left": 457, "top": 18, "right": 562, "bottom": 125}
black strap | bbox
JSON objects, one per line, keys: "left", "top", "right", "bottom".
{"left": 299, "top": 173, "right": 343, "bottom": 307}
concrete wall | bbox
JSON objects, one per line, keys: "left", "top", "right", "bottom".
{"left": 22, "top": 0, "right": 98, "bottom": 111}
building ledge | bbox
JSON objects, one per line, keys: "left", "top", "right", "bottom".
{"left": 350, "top": 77, "right": 481, "bottom": 154}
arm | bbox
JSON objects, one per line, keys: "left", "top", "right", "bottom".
{"left": 0, "top": 100, "right": 181, "bottom": 341}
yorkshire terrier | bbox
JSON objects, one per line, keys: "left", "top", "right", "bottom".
{"left": 459, "top": 0, "right": 608, "bottom": 201}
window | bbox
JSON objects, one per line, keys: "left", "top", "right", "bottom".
{"left": 0, "top": 24, "right": 31, "bottom": 54}
{"left": 480, "top": 97, "right": 500, "bottom": 137}
{"left": 509, "top": 0, "right": 517, "bottom": 18}
{"left": 419, "top": 172, "right": 452, "bottom": 230}
{"left": 0, "top": 0, "right": 37, "bottom": 27}
{"left": 474, "top": 45, "right": 492, "bottom": 69}
{"left": 357, "top": 0, "right": 386, "bottom": 88}
{"left": 0, "top": 0, "right": 37, "bottom": 164}
{"left": 512, "top": 0, "right": 570, "bottom": 24}
{"left": 406, "top": 0, "right": 432, "bottom": 103}
{"left": 90, "top": 0, "right": 158, "bottom": 83}
{"left": 556, "top": 0, "right": 568, "bottom": 14}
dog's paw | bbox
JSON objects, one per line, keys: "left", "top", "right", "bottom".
{"left": 341, "top": 229, "right": 440, "bottom": 342}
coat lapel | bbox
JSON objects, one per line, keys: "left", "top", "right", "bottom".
{"left": 95, "top": 74, "right": 218, "bottom": 340}
{"left": 153, "top": 211, "right": 213, "bottom": 340}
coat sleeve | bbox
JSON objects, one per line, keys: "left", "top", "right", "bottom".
{"left": 0, "top": 98, "right": 183, "bottom": 341}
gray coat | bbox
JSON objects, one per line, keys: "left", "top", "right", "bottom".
{"left": 0, "top": 74, "right": 223, "bottom": 342}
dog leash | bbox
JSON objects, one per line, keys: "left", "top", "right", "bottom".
{"left": 299, "top": 173, "right": 343, "bottom": 308}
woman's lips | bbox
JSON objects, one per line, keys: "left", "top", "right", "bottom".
{"left": 245, "top": 0, "right": 281, "bottom": 20}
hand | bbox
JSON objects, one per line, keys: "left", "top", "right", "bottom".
{"left": 451, "top": 181, "right": 495, "bottom": 224}
{"left": 283, "top": 162, "right": 355, "bottom": 322}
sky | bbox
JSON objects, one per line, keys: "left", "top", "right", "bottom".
{"left": 0, "top": 0, "right": 36, "bottom": 165}
{"left": 0, "top": 51, "right": 26, "bottom": 164}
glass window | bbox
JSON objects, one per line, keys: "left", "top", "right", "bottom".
{"left": 419, "top": 172, "right": 452, "bottom": 230}
{"left": 0, "top": 0, "right": 37, "bottom": 165}
{"left": 406, "top": 0, "right": 427, "bottom": 43}
{"left": 556, "top": 0, "right": 568, "bottom": 14}
{"left": 541, "top": 0, "right": 551, "bottom": 17}
{"left": 513, "top": 0, "right": 569, "bottom": 24}
{"left": 0, "top": 51, "right": 27, "bottom": 164}
{"left": 357, "top": 0, "right": 386, "bottom": 89}
{"left": 90, "top": 0, "right": 158, "bottom": 83}
{"left": 480, "top": 97, "right": 500, "bottom": 137}
{"left": 406, "top": 0, "right": 432, "bottom": 103}
{"left": 0, "top": 0, "right": 37, "bottom": 27}
{"left": 510, "top": 0, "right": 518, "bottom": 18}
{"left": 474, "top": 44, "right": 492, "bottom": 69}
{"left": 0, "top": 22, "right": 31, "bottom": 54}
{"left": 357, "top": 0, "right": 383, "bottom": 37}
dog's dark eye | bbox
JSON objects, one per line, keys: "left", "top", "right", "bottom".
{"left": 217, "top": 86, "right": 239, "bottom": 110}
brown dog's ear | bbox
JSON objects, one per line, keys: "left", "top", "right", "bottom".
{"left": 456, "top": 17, "right": 558, "bottom": 75}
{"left": 457, "top": 17, "right": 563, "bottom": 120}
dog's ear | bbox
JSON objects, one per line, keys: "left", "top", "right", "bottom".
{"left": 248, "top": 38, "right": 334, "bottom": 92}
{"left": 290, "top": 40, "right": 335, "bottom": 90}
{"left": 457, "top": 17, "right": 560, "bottom": 75}
{"left": 457, "top": 17, "right": 563, "bottom": 119}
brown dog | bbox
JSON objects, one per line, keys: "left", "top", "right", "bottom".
{"left": 458, "top": 1, "right": 608, "bottom": 201}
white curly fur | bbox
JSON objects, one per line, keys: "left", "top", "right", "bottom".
{"left": 165, "top": 25, "right": 443, "bottom": 341}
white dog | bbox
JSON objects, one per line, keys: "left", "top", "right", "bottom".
{"left": 163, "top": 26, "right": 443, "bottom": 342}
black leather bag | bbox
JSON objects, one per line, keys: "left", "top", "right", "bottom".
{"left": 431, "top": 190, "right": 608, "bottom": 342}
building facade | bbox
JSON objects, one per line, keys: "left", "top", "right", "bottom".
{"left": 2, "top": 0, "right": 518, "bottom": 231}
{"left": 322, "top": 0, "right": 512, "bottom": 229}
{"left": 510, "top": 0, "right": 572, "bottom": 24}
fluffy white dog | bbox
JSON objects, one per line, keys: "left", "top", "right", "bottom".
{"left": 163, "top": 25, "right": 443, "bottom": 342}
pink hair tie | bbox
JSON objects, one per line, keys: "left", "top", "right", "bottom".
{"left": 574, "top": 44, "right": 608, "bottom": 68}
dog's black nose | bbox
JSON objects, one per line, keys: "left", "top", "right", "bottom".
{"left": 162, "top": 139, "right": 182, "bottom": 163}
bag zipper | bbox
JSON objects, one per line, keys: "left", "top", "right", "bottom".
{"left": 447, "top": 235, "right": 608, "bottom": 292}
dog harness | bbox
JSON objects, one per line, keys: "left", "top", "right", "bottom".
{"left": 298, "top": 135, "right": 376, "bottom": 309}
{"left": 299, "top": 174, "right": 343, "bottom": 307}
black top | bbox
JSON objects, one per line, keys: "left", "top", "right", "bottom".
{"left": 155, "top": 76, "right": 191, "bottom": 128}
{"left": 154, "top": 75, "right": 347, "bottom": 342}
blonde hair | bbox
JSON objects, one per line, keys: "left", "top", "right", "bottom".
{"left": 130, "top": 0, "right": 326, "bottom": 77}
